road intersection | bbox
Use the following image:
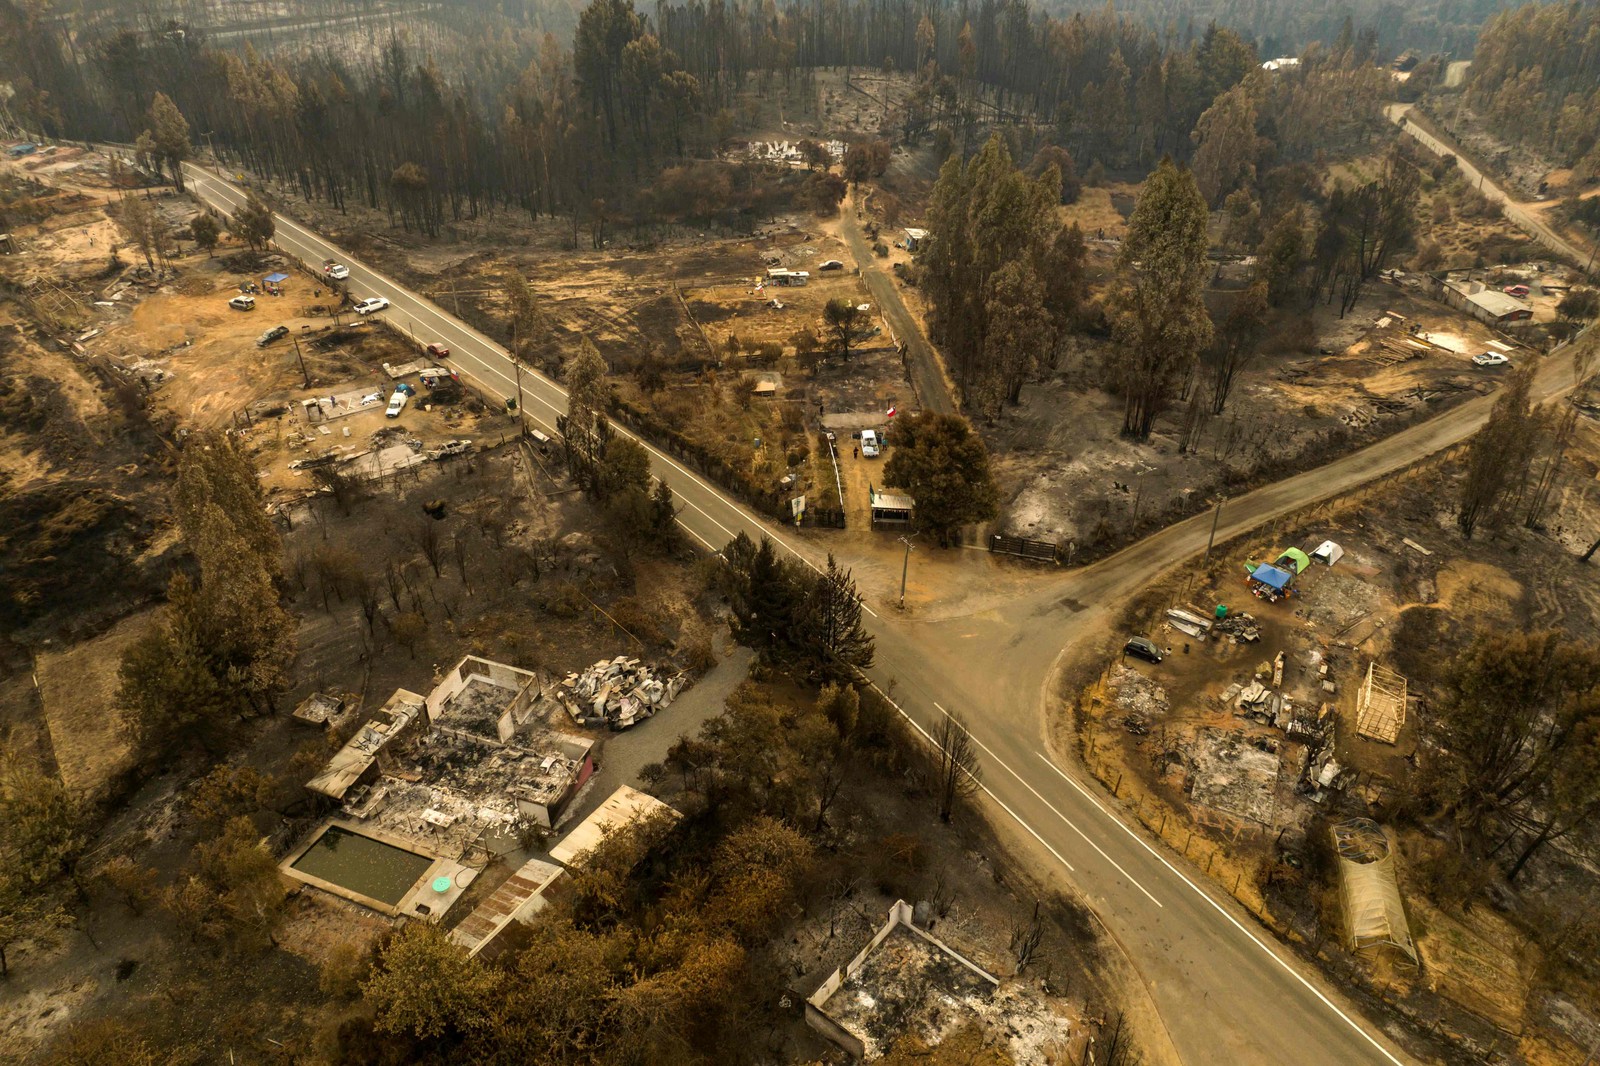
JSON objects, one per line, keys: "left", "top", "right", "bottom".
{"left": 186, "top": 161, "right": 1590, "bottom": 1064}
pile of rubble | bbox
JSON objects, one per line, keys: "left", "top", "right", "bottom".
{"left": 556, "top": 656, "right": 688, "bottom": 731}
{"left": 1110, "top": 664, "right": 1169, "bottom": 722}
{"left": 1212, "top": 611, "right": 1261, "bottom": 643}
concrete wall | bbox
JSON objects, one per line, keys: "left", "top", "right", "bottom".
{"left": 804, "top": 899, "right": 1001, "bottom": 1060}
{"left": 426, "top": 655, "right": 538, "bottom": 725}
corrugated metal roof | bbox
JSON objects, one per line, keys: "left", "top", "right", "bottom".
{"left": 1466, "top": 289, "right": 1528, "bottom": 318}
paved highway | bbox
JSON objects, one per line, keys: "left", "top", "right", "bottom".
{"left": 185, "top": 162, "right": 1589, "bottom": 1065}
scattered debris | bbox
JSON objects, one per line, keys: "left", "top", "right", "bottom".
{"left": 291, "top": 692, "right": 347, "bottom": 728}
{"left": 1189, "top": 728, "right": 1280, "bottom": 824}
{"left": 1165, "top": 607, "right": 1214, "bottom": 639}
{"left": 1109, "top": 664, "right": 1169, "bottom": 719}
{"left": 1213, "top": 610, "right": 1261, "bottom": 643}
{"left": 1402, "top": 538, "right": 1434, "bottom": 556}
{"left": 556, "top": 656, "right": 688, "bottom": 731}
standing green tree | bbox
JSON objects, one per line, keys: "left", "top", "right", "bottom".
{"left": 823, "top": 298, "right": 863, "bottom": 362}
{"left": 723, "top": 534, "right": 806, "bottom": 658}
{"left": 188, "top": 211, "right": 221, "bottom": 257}
{"left": 1189, "top": 83, "right": 1259, "bottom": 207}
{"left": 1039, "top": 223, "right": 1088, "bottom": 370}
{"left": 594, "top": 434, "right": 651, "bottom": 500}
{"left": 229, "top": 195, "right": 275, "bottom": 252}
{"left": 1220, "top": 190, "right": 1263, "bottom": 252}
{"left": 563, "top": 338, "right": 610, "bottom": 487}
{"left": 364, "top": 923, "right": 497, "bottom": 1040}
{"left": 798, "top": 555, "right": 875, "bottom": 680}
{"left": 1105, "top": 157, "right": 1213, "bottom": 440}
{"left": 882, "top": 412, "right": 999, "bottom": 546}
{"left": 981, "top": 260, "right": 1052, "bottom": 413}
{"left": 507, "top": 272, "right": 552, "bottom": 367}
{"left": 119, "top": 431, "right": 294, "bottom": 753}
{"left": 1256, "top": 206, "right": 1309, "bottom": 308}
{"left": 650, "top": 478, "right": 678, "bottom": 543}
{"left": 145, "top": 91, "right": 191, "bottom": 192}
{"left": 0, "top": 757, "right": 81, "bottom": 976}
{"left": 924, "top": 134, "right": 1061, "bottom": 410}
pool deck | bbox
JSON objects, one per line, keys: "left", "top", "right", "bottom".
{"left": 280, "top": 817, "right": 475, "bottom": 919}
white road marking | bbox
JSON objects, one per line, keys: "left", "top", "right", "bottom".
{"left": 1032, "top": 754, "right": 1407, "bottom": 1066}
{"left": 192, "top": 163, "right": 1409, "bottom": 1064}
{"left": 187, "top": 165, "right": 878, "bottom": 615}
{"left": 924, "top": 703, "right": 1162, "bottom": 907}
{"left": 861, "top": 682, "right": 1073, "bottom": 873}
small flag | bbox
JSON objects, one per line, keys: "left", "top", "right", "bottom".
{"left": 886, "top": 405, "right": 897, "bottom": 418}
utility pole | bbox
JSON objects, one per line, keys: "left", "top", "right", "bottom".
{"left": 292, "top": 334, "right": 310, "bottom": 389}
{"left": 898, "top": 533, "right": 918, "bottom": 610}
{"left": 512, "top": 321, "right": 526, "bottom": 437}
{"left": 1202, "top": 496, "right": 1227, "bottom": 569}
{"left": 514, "top": 362, "right": 526, "bottom": 438}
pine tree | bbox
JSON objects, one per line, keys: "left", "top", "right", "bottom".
{"left": 798, "top": 555, "right": 875, "bottom": 680}
{"left": 563, "top": 338, "right": 609, "bottom": 486}
{"left": 1105, "top": 157, "right": 1213, "bottom": 440}
{"left": 147, "top": 91, "right": 191, "bottom": 192}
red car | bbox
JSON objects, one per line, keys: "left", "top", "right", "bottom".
{"left": 425, "top": 342, "right": 451, "bottom": 359}
{"left": 1503, "top": 284, "right": 1530, "bottom": 298}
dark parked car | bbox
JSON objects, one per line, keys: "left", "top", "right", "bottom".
{"left": 1123, "top": 636, "right": 1163, "bottom": 663}
{"left": 256, "top": 325, "right": 289, "bottom": 347}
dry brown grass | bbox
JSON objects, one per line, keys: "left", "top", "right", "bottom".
{"left": 35, "top": 610, "right": 153, "bottom": 796}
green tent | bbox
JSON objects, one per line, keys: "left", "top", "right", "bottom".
{"left": 1276, "top": 547, "right": 1312, "bottom": 574}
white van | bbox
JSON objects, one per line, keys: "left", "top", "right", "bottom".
{"left": 860, "top": 429, "right": 880, "bottom": 458}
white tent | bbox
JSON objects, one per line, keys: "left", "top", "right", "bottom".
{"left": 1310, "top": 540, "right": 1345, "bottom": 567}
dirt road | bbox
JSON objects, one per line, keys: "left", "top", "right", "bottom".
{"left": 838, "top": 200, "right": 958, "bottom": 415}
{"left": 1387, "top": 103, "right": 1593, "bottom": 267}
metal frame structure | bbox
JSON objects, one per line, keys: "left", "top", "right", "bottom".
{"left": 1355, "top": 662, "right": 1407, "bottom": 744}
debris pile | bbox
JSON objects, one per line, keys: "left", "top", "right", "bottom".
{"left": 1213, "top": 611, "right": 1261, "bottom": 643}
{"left": 1110, "top": 665, "right": 1169, "bottom": 720}
{"left": 556, "top": 656, "right": 688, "bottom": 731}
{"left": 1226, "top": 680, "right": 1291, "bottom": 728}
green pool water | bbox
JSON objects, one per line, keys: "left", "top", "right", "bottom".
{"left": 291, "top": 825, "right": 434, "bottom": 906}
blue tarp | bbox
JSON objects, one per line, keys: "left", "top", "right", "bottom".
{"left": 1250, "top": 563, "right": 1294, "bottom": 591}
{"left": 264, "top": 272, "right": 290, "bottom": 283}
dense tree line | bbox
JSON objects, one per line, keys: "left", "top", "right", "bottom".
{"left": 1045, "top": 0, "right": 1516, "bottom": 60}
{"left": 116, "top": 430, "right": 296, "bottom": 757}
{"left": 1464, "top": 1, "right": 1600, "bottom": 176}
{"left": 923, "top": 133, "right": 1085, "bottom": 413}
{"left": 2, "top": 0, "right": 1409, "bottom": 245}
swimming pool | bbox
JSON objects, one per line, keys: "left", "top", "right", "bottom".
{"left": 289, "top": 824, "right": 435, "bottom": 907}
